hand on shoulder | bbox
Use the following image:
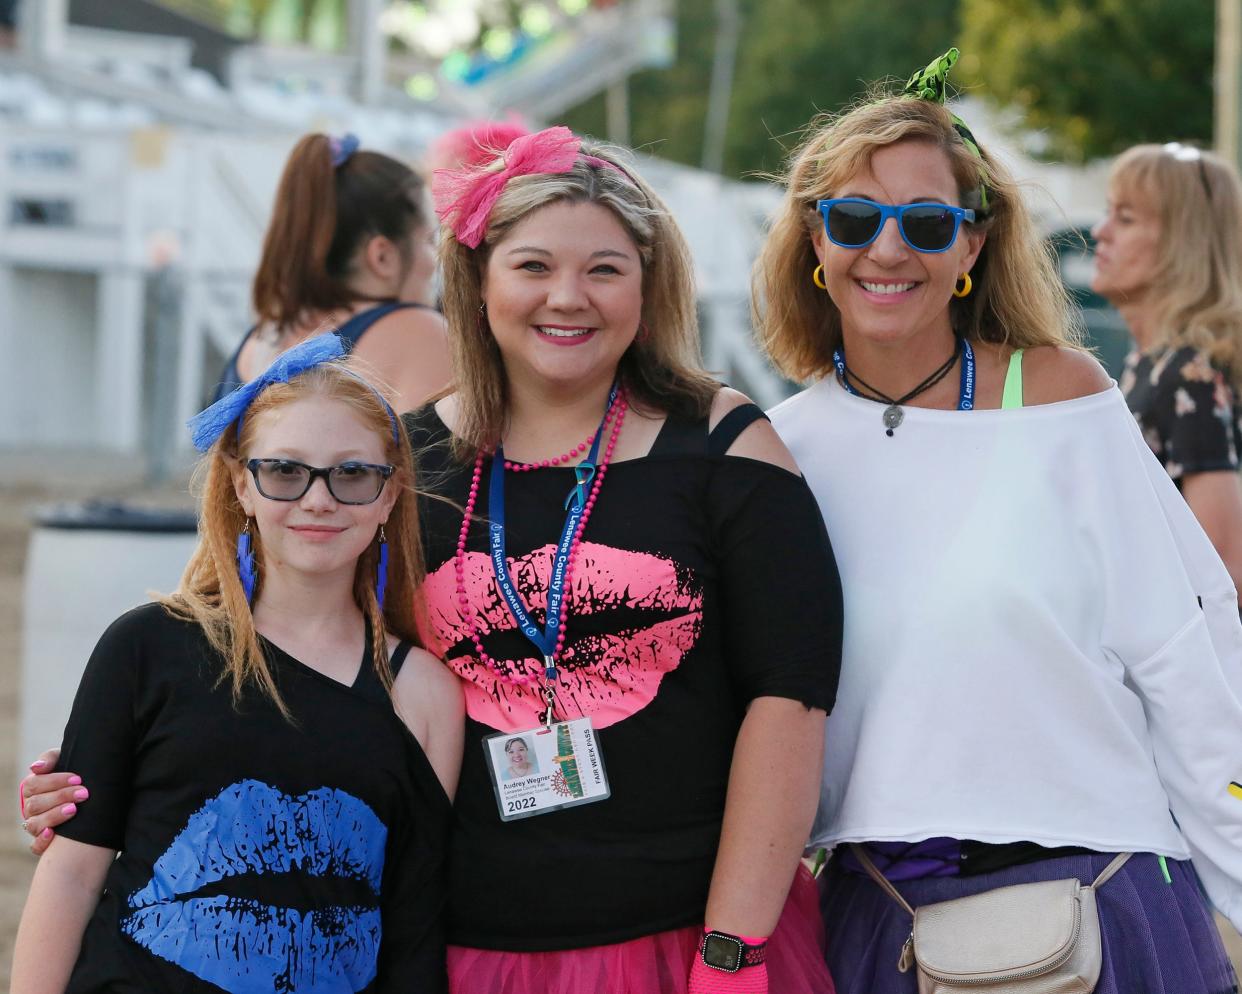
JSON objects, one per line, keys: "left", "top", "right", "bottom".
{"left": 709, "top": 387, "right": 802, "bottom": 475}
{"left": 1020, "top": 346, "right": 1113, "bottom": 406}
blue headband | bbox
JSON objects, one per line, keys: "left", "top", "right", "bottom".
{"left": 187, "top": 333, "right": 400, "bottom": 453}
{"left": 330, "top": 133, "right": 360, "bottom": 168}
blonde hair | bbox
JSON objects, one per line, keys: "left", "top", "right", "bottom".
{"left": 1108, "top": 144, "right": 1242, "bottom": 380}
{"left": 438, "top": 141, "right": 717, "bottom": 457}
{"left": 754, "top": 93, "right": 1081, "bottom": 381}
{"left": 162, "top": 360, "right": 427, "bottom": 719}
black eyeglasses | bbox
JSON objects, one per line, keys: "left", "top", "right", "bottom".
{"left": 246, "top": 459, "right": 394, "bottom": 505}
{"left": 817, "top": 198, "right": 976, "bottom": 254}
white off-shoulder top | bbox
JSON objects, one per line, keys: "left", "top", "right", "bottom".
{"left": 770, "top": 375, "right": 1242, "bottom": 929}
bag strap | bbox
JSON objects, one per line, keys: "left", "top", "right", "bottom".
{"left": 1088, "top": 852, "right": 1132, "bottom": 889}
{"left": 851, "top": 844, "right": 1132, "bottom": 913}
{"left": 849, "top": 844, "right": 917, "bottom": 917}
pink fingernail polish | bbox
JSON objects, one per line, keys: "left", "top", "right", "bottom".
{"left": 67, "top": 775, "right": 82, "bottom": 786}
{"left": 29, "top": 760, "right": 46, "bottom": 772}
{"left": 73, "top": 788, "right": 88, "bottom": 801}
{"left": 60, "top": 803, "right": 76, "bottom": 816}
{"left": 40, "top": 828, "right": 52, "bottom": 839}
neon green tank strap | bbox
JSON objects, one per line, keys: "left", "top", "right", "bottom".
{"left": 1002, "top": 349, "right": 1024, "bottom": 409}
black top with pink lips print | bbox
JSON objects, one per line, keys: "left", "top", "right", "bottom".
{"left": 405, "top": 404, "right": 843, "bottom": 951}
{"left": 1121, "top": 345, "right": 1242, "bottom": 487}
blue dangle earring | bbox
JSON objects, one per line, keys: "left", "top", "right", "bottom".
{"left": 375, "top": 524, "right": 389, "bottom": 612}
{"left": 237, "top": 518, "right": 257, "bottom": 604}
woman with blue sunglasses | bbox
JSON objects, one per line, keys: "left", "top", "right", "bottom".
{"left": 755, "top": 50, "right": 1242, "bottom": 994}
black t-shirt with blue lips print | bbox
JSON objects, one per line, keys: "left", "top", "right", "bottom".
{"left": 55, "top": 603, "right": 450, "bottom": 994}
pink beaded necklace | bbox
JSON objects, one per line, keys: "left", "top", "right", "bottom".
{"left": 503, "top": 430, "right": 596, "bottom": 472}
{"left": 453, "top": 388, "right": 629, "bottom": 686}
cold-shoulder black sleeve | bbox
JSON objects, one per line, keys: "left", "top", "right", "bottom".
{"left": 707, "top": 458, "right": 842, "bottom": 712}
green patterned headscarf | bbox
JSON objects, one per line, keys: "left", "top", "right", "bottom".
{"left": 902, "top": 47, "right": 989, "bottom": 211}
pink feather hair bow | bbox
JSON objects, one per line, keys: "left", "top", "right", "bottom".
{"left": 434, "top": 126, "right": 580, "bottom": 248}
{"left": 434, "top": 125, "right": 628, "bottom": 248}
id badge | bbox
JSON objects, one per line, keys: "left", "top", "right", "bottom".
{"left": 485, "top": 717, "right": 611, "bottom": 821}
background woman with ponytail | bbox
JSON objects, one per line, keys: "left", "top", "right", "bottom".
{"left": 12, "top": 337, "right": 461, "bottom": 993}
{"left": 217, "top": 133, "right": 452, "bottom": 413}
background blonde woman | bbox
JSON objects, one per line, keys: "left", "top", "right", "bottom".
{"left": 1093, "top": 143, "right": 1242, "bottom": 604}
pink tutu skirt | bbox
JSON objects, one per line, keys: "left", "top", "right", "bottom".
{"left": 447, "top": 864, "right": 834, "bottom": 994}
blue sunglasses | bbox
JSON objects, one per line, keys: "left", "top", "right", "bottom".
{"left": 817, "top": 198, "right": 976, "bottom": 254}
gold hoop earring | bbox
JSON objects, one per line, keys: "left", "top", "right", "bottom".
{"left": 812, "top": 264, "right": 827, "bottom": 290}
{"left": 953, "top": 272, "right": 973, "bottom": 298}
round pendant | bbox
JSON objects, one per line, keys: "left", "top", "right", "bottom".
{"left": 882, "top": 404, "right": 904, "bottom": 433}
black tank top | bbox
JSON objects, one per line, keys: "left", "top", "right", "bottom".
{"left": 212, "top": 301, "right": 428, "bottom": 402}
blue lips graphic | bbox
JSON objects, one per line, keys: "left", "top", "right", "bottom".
{"left": 122, "top": 779, "right": 388, "bottom": 993}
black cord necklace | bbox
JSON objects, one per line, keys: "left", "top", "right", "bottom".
{"left": 835, "top": 338, "right": 962, "bottom": 436}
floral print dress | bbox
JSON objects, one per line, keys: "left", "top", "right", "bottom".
{"left": 1120, "top": 345, "right": 1242, "bottom": 487}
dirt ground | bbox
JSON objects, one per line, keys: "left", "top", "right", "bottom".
{"left": 1, "top": 474, "right": 1241, "bottom": 981}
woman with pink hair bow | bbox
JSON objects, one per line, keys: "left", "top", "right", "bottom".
{"left": 411, "top": 126, "right": 842, "bottom": 993}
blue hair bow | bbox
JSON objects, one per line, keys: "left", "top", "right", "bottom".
{"left": 188, "top": 333, "right": 347, "bottom": 452}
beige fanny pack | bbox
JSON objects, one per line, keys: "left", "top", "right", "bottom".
{"left": 850, "top": 843, "right": 1132, "bottom": 994}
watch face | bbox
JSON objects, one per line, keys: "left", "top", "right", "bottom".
{"left": 702, "top": 933, "right": 743, "bottom": 972}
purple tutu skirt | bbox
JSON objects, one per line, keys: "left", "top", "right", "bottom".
{"left": 820, "top": 850, "right": 1238, "bottom": 994}
{"left": 447, "top": 864, "right": 835, "bottom": 993}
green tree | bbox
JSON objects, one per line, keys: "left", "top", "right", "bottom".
{"left": 562, "top": 0, "right": 721, "bottom": 169}
{"left": 161, "top": 0, "right": 346, "bottom": 46}
{"left": 727, "top": 0, "right": 960, "bottom": 175}
{"left": 563, "top": 0, "right": 959, "bottom": 177}
{"left": 960, "top": 0, "right": 1213, "bottom": 161}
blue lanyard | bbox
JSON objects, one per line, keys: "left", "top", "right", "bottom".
{"left": 833, "top": 337, "right": 976, "bottom": 411}
{"left": 487, "top": 385, "right": 617, "bottom": 683}
{"left": 958, "top": 338, "right": 975, "bottom": 410}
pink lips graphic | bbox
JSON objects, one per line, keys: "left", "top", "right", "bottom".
{"left": 423, "top": 541, "right": 704, "bottom": 731}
